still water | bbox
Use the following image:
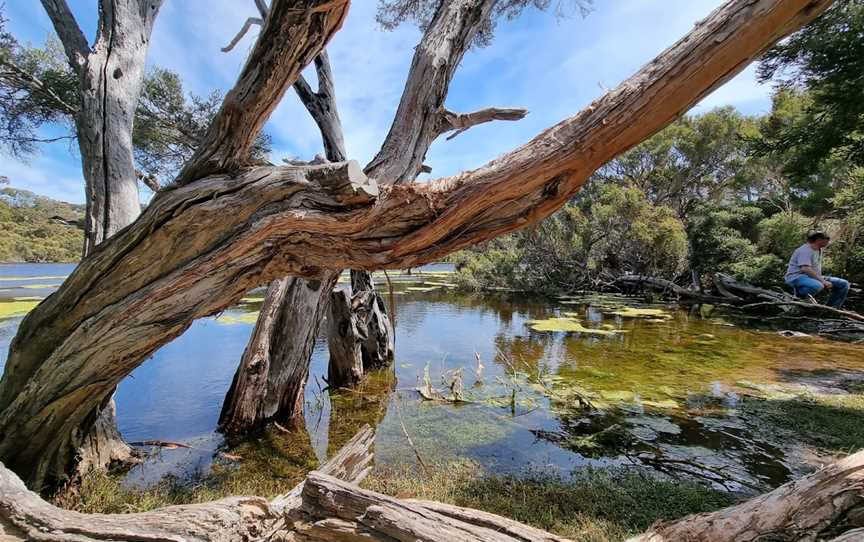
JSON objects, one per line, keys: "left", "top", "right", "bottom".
{"left": 2, "top": 263, "right": 863, "bottom": 494}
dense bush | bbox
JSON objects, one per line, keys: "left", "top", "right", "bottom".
{"left": 0, "top": 187, "right": 83, "bottom": 262}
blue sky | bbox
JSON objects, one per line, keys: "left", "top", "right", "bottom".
{"left": 3, "top": 0, "right": 775, "bottom": 204}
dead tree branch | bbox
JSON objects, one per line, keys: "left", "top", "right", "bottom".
{"left": 179, "top": 0, "right": 350, "bottom": 182}
{"left": 441, "top": 107, "right": 528, "bottom": 140}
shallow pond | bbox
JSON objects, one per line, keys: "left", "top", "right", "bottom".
{"left": 2, "top": 263, "right": 863, "bottom": 494}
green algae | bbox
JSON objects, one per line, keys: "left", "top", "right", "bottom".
{"left": 0, "top": 299, "right": 40, "bottom": 319}
{"left": 215, "top": 311, "right": 260, "bottom": 325}
{"left": 528, "top": 317, "right": 622, "bottom": 335}
{"left": 606, "top": 307, "right": 672, "bottom": 319}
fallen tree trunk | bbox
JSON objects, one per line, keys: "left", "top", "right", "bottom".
{"left": 3, "top": 432, "right": 864, "bottom": 540}
{"left": 0, "top": 0, "right": 835, "bottom": 489}
{"left": 628, "top": 449, "right": 864, "bottom": 542}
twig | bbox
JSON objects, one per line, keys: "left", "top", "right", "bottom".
{"left": 393, "top": 394, "right": 431, "bottom": 477}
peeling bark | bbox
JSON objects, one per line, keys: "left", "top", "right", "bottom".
{"left": 350, "top": 270, "right": 394, "bottom": 370}
{"left": 0, "top": 0, "right": 834, "bottom": 489}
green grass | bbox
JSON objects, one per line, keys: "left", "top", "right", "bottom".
{"left": 55, "top": 457, "right": 733, "bottom": 541}
{"left": 364, "top": 461, "right": 734, "bottom": 542}
{"left": 741, "top": 391, "right": 864, "bottom": 454}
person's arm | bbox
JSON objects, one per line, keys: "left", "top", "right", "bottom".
{"left": 800, "top": 264, "right": 832, "bottom": 289}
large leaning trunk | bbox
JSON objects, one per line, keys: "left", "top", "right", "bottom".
{"left": 36, "top": 0, "right": 163, "bottom": 478}
{"left": 0, "top": 0, "right": 832, "bottom": 489}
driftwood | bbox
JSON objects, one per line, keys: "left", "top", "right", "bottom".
{"left": 0, "top": 425, "right": 572, "bottom": 542}
{"left": 628, "top": 449, "right": 864, "bottom": 542}
{"left": 3, "top": 430, "right": 864, "bottom": 540}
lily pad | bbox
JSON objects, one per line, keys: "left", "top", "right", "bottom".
{"left": 215, "top": 311, "right": 260, "bottom": 325}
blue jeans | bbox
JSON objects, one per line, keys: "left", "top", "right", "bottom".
{"left": 787, "top": 276, "right": 850, "bottom": 308}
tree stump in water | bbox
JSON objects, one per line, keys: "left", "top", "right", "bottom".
{"left": 327, "top": 289, "right": 364, "bottom": 387}
{"left": 351, "top": 270, "right": 394, "bottom": 370}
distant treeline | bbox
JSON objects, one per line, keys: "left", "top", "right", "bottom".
{"left": 0, "top": 186, "right": 83, "bottom": 262}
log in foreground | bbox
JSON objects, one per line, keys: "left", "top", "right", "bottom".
{"left": 3, "top": 432, "right": 864, "bottom": 541}
{"left": 0, "top": 425, "right": 569, "bottom": 541}
{"left": 0, "top": 0, "right": 835, "bottom": 488}
{"left": 628, "top": 449, "right": 864, "bottom": 542}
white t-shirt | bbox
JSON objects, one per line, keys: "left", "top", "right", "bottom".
{"left": 785, "top": 243, "right": 822, "bottom": 282}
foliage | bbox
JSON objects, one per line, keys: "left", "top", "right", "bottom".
{"left": 757, "top": 0, "right": 864, "bottom": 175}
{"left": 0, "top": 186, "right": 83, "bottom": 262}
{"left": 0, "top": 14, "right": 77, "bottom": 157}
{"left": 454, "top": 182, "right": 688, "bottom": 292}
{"left": 376, "top": 0, "right": 592, "bottom": 47}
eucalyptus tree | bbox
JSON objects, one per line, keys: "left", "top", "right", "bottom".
{"left": 0, "top": 0, "right": 834, "bottom": 496}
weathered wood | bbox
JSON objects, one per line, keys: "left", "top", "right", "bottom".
{"left": 365, "top": 0, "right": 498, "bottom": 183}
{"left": 291, "top": 471, "right": 573, "bottom": 542}
{"left": 218, "top": 272, "right": 339, "bottom": 435}
{"left": 39, "top": 0, "right": 164, "bottom": 477}
{"left": 0, "top": 426, "right": 376, "bottom": 542}
{"left": 351, "top": 270, "right": 394, "bottom": 370}
{"left": 628, "top": 449, "right": 864, "bottom": 542}
{"left": 178, "top": 0, "right": 349, "bottom": 182}
{"left": 220, "top": 44, "right": 364, "bottom": 435}
{"left": 0, "top": 0, "right": 835, "bottom": 488}
{"left": 327, "top": 288, "right": 364, "bottom": 388}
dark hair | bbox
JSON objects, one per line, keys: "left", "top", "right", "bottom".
{"left": 807, "top": 231, "right": 830, "bottom": 242}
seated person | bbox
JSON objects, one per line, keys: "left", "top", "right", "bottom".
{"left": 785, "top": 231, "right": 849, "bottom": 309}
